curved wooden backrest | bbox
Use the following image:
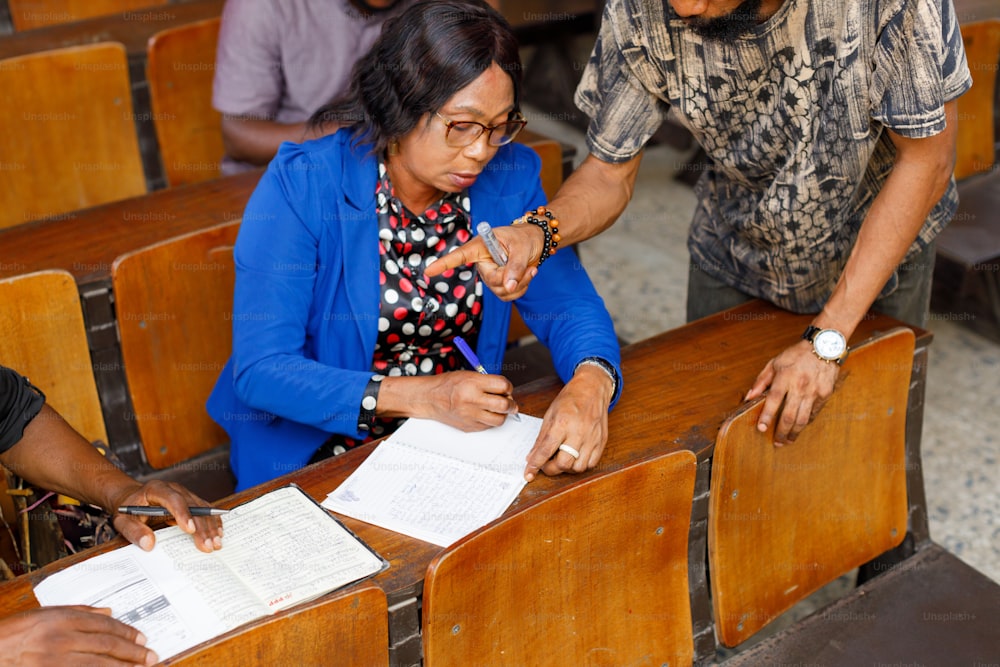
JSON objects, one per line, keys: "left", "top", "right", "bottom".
{"left": 146, "top": 17, "right": 224, "bottom": 187}
{"left": 0, "top": 270, "right": 107, "bottom": 445}
{"left": 708, "top": 327, "right": 915, "bottom": 647}
{"left": 518, "top": 129, "right": 564, "bottom": 202}
{"left": 8, "top": 0, "right": 169, "bottom": 31}
{"left": 423, "top": 449, "right": 698, "bottom": 667}
{"left": 955, "top": 19, "right": 1000, "bottom": 180}
{"left": 0, "top": 42, "right": 146, "bottom": 229}
{"left": 162, "top": 582, "right": 389, "bottom": 666}
{"left": 112, "top": 221, "right": 239, "bottom": 469}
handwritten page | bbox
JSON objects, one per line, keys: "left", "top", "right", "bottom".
{"left": 322, "top": 415, "right": 542, "bottom": 547}
{"left": 33, "top": 485, "right": 386, "bottom": 661}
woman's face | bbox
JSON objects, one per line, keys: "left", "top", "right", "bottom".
{"left": 389, "top": 62, "right": 516, "bottom": 209}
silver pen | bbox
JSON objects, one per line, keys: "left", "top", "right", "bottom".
{"left": 477, "top": 221, "right": 508, "bottom": 267}
{"left": 117, "top": 506, "right": 229, "bottom": 517}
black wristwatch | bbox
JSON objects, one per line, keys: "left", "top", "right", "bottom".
{"left": 801, "top": 325, "right": 849, "bottom": 364}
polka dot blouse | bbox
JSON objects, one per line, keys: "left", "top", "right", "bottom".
{"left": 309, "top": 160, "right": 484, "bottom": 463}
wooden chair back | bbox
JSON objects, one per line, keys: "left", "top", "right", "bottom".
{"left": 955, "top": 19, "right": 1000, "bottom": 180}
{"left": 111, "top": 221, "right": 239, "bottom": 469}
{"left": 422, "top": 449, "right": 698, "bottom": 667}
{"left": 708, "top": 327, "right": 915, "bottom": 647}
{"left": 0, "top": 270, "right": 107, "bottom": 445}
{"left": 163, "top": 582, "right": 389, "bottom": 666}
{"left": 518, "top": 129, "right": 564, "bottom": 201}
{"left": 146, "top": 17, "right": 224, "bottom": 187}
{"left": 0, "top": 42, "right": 146, "bottom": 229}
{"left": 507, "top": 307, "right": 533, "bottom": 344}
{"left": 7, "top": 0, "right": 169, "bottom": 31}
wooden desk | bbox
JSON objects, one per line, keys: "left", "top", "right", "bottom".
{"left": 0, "top": 0, "right": 226, "bottom": 189}
{"left": 0, "top": 302, "right": 933, "bottom": 666}
{"left": 0, "top": 170, "right": 262, "bottom": 472}
{"left": 0, "top": 1, "right": 224, "bottom": 60}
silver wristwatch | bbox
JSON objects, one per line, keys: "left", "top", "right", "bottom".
{"left": 802, "top": 325, "right": 849, "bottom": 364}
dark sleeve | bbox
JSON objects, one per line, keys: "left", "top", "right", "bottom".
{"left": 0, "top": 366, "right": 46, "bottom": 454}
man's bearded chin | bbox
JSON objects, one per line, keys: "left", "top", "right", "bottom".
{"left": 684, "top": 0, "right": 764, "bottom": 40}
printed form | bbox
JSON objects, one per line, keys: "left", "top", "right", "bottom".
{"left": 33, "top": 486, "right": 386, "bottom": 661}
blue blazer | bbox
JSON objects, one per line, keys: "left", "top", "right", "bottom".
{"left": 208, "top": 131, "right": 621, "bottom": 490}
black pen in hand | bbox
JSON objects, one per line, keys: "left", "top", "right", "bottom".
{"left": 117, "top": 506, "right": 229, "bottom": 517}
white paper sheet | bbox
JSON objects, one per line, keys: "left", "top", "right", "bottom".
{"left": 322, "top": 415, "right": 542, "bottom": 546}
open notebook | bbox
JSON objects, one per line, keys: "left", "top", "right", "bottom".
{"left": 323, "top": 415, "right": 543, "bottom": 547}
{"left": 33, "top": 485, "right": 387, "bottom": 661}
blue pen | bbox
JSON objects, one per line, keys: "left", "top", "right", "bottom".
{"left": 454, "top": 336, "right": 521, "bottom": 421}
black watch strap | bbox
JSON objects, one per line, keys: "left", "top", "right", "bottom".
{"left": 802, "top": 325, "right": 821, "bottom": 342}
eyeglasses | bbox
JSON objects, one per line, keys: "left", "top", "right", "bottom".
{"left": 435, "top": 112, "right": 527, "bottom": 147}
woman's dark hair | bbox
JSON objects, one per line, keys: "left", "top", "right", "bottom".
{"left": 310, "top": 0, "right": 522, "bottom": 154}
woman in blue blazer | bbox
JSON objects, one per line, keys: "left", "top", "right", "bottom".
{"left": 208, "top": 0, "right": 622, "bottom": 491}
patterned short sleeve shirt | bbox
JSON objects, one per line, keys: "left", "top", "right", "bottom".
{"left": 575, "top": 0, "right": 972, "bottom": 312}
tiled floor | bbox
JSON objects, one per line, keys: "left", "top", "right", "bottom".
{"left": 523, "top": 105, "right": 1000, "bottom": 587}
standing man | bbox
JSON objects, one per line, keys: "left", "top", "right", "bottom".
{"left": 213, "top": 0, "right": 412, "bottom": 174}
{"left": 429, "top": 0, "right": 971, "bottom": 452}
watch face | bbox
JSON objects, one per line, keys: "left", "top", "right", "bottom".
{"left": 814, "top": 329, "right": 847, "bottom": 360}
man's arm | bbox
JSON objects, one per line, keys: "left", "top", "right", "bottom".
{"left": 747, "top": 100, "right": 959, "bottom": 443}
{"left": 213, "top": 0, "right": 319, "bottom": 167}
{"left": 220, "top": 115, "right": 339, "bottom": 167}
{"left": 543, "top": 151, "right": 645, "bottom": 246}
{"left": 424, "top": 152, "right": 644, "bottom": 298}
{"left": 0, "top": 403, "right": 222, "bottom": 553}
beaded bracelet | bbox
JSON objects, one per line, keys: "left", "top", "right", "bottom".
{"left": 516, "top": 206, "right": 561, "bottom": 266}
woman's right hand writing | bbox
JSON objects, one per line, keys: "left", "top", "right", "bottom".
{"left": 378, "top": 371, "right": 517, "bottom": 431}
